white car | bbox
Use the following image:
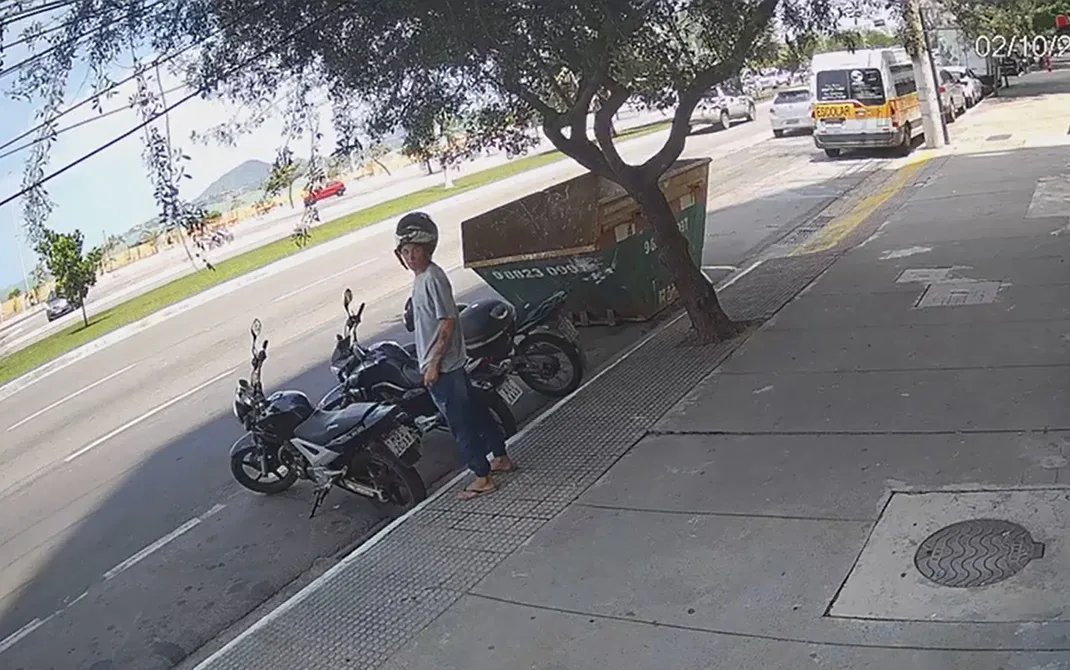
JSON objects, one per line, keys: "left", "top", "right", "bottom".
{"left": 769, "top": 87, "right": 814, "bottom": 137}
{"left": 942, "top": 65, "right": 983, "bottom": 106}
{"left": 937, "top": 68, "right": 968, "bottom": 122}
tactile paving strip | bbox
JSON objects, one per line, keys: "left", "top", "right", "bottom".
{"left": 198, "top": 253, "right": 838, "bottom": 670}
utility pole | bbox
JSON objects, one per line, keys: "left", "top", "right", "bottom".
{"left": 8, "top": 207, "right": 32, "bottom": 311}
{"left": 904, "top": 0, "right": 946, "bottom": 148}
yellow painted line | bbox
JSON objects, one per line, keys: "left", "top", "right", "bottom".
{"left": 790, "top": 153, "right": 931, "bottom": 256}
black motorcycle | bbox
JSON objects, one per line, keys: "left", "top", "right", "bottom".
{"left": 229, "top": 318, "right": 427, "bottom": 517}
{"left": 320, "top": 289, "right": 520, "bottom": 438}
{"left": 404, "top": 290, "right": 585, "bottom": 398}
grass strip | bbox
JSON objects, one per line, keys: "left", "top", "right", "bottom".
{"left": 0, "top": 119, "right": 673, "bottom": 385}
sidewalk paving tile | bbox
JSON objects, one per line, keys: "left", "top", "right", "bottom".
{"left": 199, "top": 253, "right": 841, "bottom": 670}
{"left": 579, "top": 433, "right": 1061, "bottom": 520}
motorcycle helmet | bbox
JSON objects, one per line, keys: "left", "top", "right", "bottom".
{"left": 394, "top": 212, "right": 439, "bottom": 267}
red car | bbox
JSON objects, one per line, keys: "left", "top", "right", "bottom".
{"left": 303, "top": 180, "right": 346, "bottom": 207}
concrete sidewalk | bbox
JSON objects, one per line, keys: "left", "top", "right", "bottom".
{"left": 188, "top": 80, "right": 1070, "bottom": 669}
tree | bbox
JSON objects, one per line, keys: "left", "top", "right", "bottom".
{"left": 263, "top": 148, "right": 301, "bottom": 208}
{"left": 34, "top": 229, "right": 103, "bottom": 328}
{"left": 7, "top": 287, "right": 22, "bottom": 301}
{"left": 8, "top": 0, "right": 848, "bottom": 343}
{"left": 367, "top": 143, "right": 393, "bottom": 176}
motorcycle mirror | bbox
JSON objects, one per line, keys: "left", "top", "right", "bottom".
{"left": 250, "top": 318, "right": 262, "bottom": 339}
{"left": 343, "top": 288, "right": 353, "bottom": 311}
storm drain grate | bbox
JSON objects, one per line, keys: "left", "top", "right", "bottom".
{"left": 914, "top": 519, "right": 1045, "bottom": 588}
{"left": 986, "top": 133, "right": 1012, "bottom": 142}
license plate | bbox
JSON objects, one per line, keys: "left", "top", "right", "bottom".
{"left": 814, "top": 104, "right": 853, "bottom": 119}
{"left": 558, "top": 316, "right": 579, "bottom": 342}
{"left": 497, "top": 377, "right": 524, "bottom": 406}
{"left": 383, "top": 425, "right": 420, "bottom": 456}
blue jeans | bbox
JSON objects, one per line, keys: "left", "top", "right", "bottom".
{"left": 428, "top": 367, "right": 507, "bottom": 477}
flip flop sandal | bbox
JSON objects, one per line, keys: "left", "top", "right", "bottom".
{"left": 491, "top": 463, "right": 519, "bottom": 473}
{"left": 457, "top": 484, "right": 498, "bottom": 500}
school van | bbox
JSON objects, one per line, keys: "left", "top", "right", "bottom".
{"left": 810, "top": 47, "right": 922, "bottom": 158}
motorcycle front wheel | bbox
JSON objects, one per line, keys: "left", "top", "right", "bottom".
{"left": 515, "top": 332, "right": 584, "bottom": 398}
{"left": 230, "top": 445, "right": 299, "bottom": 494}
{"left": 362, "top": 444, "right": 428, "bottom": 511}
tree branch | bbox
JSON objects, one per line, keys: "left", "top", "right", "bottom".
{"left": 640, "top": 0, "right": 778, "bottom": 178}
{"left": 592, "top": 78, "right": 632, "bottom": 178}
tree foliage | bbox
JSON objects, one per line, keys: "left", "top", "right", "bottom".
{"left": 7, "top": 287, "right": 23, "bottom": 301}
{"left": 34, "top": 228, "right": 104, "bottom": 327}
{"left": 941, "top": 0, "right": 1061, "bottom": 38}
{"left": 7, "top": 0, "right": 857, "bottom": 342}
{"left": 263, "top": 147, "right": 301, "bottom": 208}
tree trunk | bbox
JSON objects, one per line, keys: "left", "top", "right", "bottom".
{"left": 442, "top": 160, "right": 454, "bottom": 188}
{"left": 81, "top": 303, "right": 89, "bottom": 328}
{"left": 373, "top": 159, "right": 391, "bottom": 176}
{"left": 632, "top": 180, "right": 740, "bottom": 344}
{"left": 287, "top": 184, "right": 295, "bottom": 208}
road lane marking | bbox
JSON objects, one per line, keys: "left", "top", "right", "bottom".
{"left": 0, "top": 615, "right": 56, "bottom": 655}
{"left": 789, "top": 153, "right": 932, "bottom": 257}
{"left": 0, "top": 502, "right": 227, "bottom": 657}
{"left": 103, "top": 503, "right": 226, "bottom": 581}
{"left": 6, "top": 364, "right": 137, "bottom": 432}
{"left": 272, "top": 259, "right": 375, "bottom": 303}
{"left": 63, "top": 369, "right": 235, "bottom": 463}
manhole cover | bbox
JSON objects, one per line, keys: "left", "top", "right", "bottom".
{"left": 914, "top": 519, "right": 1045, "bottom": 588}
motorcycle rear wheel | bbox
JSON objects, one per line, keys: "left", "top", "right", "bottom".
{"left": 363, "top": 444, "right": 427, "bottom": 511}
{"left": 515, "top": 332, "right": 584, "bottom": 398}
{"left": 476, "top": 387, "right": 519, "bottom": 438}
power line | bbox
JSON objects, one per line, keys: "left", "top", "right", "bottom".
{"left": 0, "top": 0, "right": 273, "bottom": 156}
{"left": 0, "top": 0, "right": 175, "bottom": 81}
{"left": 0, "top": 0, "right": 169, "bottom": 57}
{"left": 0, "top": 0, "right": 353, "bottom": 211}
{"left": 0, "top": 81, "right": 185, "bottom": 161}
{"left": 0, "top": 0, "right": 79, "bottom": 27}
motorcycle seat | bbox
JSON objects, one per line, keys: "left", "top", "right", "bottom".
{"left": 293, "top": 402, "right": 391, "bottom": 447}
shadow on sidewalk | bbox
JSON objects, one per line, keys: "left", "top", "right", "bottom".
{"left": 6, "top": 140, "right": 1067, "bottom": 669}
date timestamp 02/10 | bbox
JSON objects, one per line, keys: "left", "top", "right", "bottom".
{"left": 975, "top": 34, "right": 1070, "bottom": 58}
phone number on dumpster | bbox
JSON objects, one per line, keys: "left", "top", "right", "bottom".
{"left": 491, "top": 265, "right": 588, "bottom": 280}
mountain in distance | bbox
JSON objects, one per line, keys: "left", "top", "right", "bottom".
{"left": 193, "top": 159, "right": 274, "bottom": 205}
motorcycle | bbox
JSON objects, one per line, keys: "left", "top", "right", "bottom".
{"left": 404, "top": 290, "right": 585, "bottom": 398}
{"left": 229, "top": 317, "right": 427, "bottom": 517}
{"left": 320, "top": 289, "right": 520, "bottom": 438}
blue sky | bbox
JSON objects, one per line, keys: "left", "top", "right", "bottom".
{"left": 0, "top": 47, "right": 335, "bottom": 290}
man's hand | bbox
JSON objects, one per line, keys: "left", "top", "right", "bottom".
{"left": 423, "top": 364, "right": 440, "bottom": 387}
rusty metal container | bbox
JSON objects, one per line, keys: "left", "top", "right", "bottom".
{"left": 461, "top": 157, "right": 711, "bottom": 325}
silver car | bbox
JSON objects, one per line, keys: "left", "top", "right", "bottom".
{"left": 692, "top": 79, "right": 757, "bottom": 130}
{"left": 770, "top": 88, "right": 815, "bottom": 137}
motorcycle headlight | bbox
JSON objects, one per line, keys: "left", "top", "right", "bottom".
{"left": 233, "top": 389, "right": 252, "bottom": 422}
{"left": 330, "top": 364, "right": 343, "bottom": 379}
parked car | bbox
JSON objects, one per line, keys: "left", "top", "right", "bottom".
{"left": 692, "top": 79, "right": 757, "bottom": 130}
{"left": 942, "top": 66, "right": 983, "bottom": 106}
{"left": 769, "top": 87, "right": 814, "bottom": 137}
{"left": 303, "top": 180, "right": 347, "bottom": 207}
{"left": 937, "top": 68, "right": 968, "bottom": 122}
{"left": 45, "top": 293, "right": 75, "bottom": 322}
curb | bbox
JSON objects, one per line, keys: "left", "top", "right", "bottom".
{"left": 0, "top": 116, "right": 770, "bottom": 402}
{"left": 188, "top": 256, "right": 765, "bottom": 670}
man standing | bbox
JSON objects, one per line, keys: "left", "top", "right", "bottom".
{"left": 394, "top": 212, "right": 515, "bottom": 499}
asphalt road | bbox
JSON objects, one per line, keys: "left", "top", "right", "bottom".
{"left": 0, "top": 113, "right": 885, "bottom": 669}
{"left": 0, "top": 110, "right": 673, "bottom": 355}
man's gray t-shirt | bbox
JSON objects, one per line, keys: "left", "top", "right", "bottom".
{"left": 411, "top": 262, "right": 466, "bottom": 374}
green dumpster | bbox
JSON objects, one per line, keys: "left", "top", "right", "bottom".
{"left": 461, "top": 157, "right": 711, "bottom": 326}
